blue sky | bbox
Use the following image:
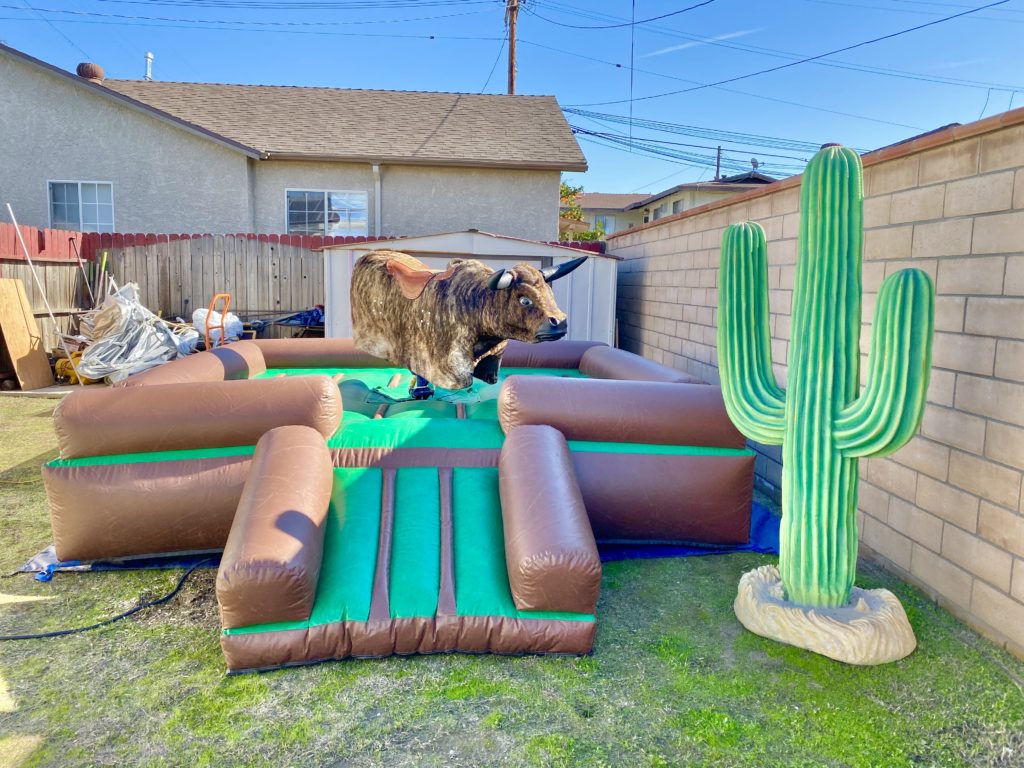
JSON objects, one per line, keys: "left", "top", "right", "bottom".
{"left": 3, "top": 0, "right": 1022, "bottom": 194}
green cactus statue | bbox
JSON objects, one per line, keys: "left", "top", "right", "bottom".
{"left": 718, "top": 145, "right": 934, "bottom": 609}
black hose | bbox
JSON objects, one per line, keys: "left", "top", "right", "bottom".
{"left": 0, "top": 560, "right": 214, "bottom": 641}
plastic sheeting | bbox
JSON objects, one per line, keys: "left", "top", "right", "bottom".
{"left": 192, "top": 308, "right": 243, "bottom": 346}
{"left": 77, "top": 282, "right": 198, "bottom": 383}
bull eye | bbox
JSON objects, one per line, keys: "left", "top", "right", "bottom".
{"left": 519, "top": 296, "right": 533, "bottom": 307}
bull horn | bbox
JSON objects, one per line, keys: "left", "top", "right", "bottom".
{"left": 541, "top": 255, "right": 587, "bottom": 283}
{"left": 488, "top": 268, "right": 515, "bottom": 290}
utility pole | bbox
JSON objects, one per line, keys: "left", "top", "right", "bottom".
{"left": 715, "top": 146, "right": 722, "bottom": 181}
{"left": 506, "top": 0, "right": 519, "bottom": 95}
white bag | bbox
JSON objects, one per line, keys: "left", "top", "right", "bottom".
{"left": 192, "top": 308, "right": 244, "bottom": 346}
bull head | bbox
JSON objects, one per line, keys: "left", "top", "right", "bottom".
{"left": 485, "top": 256, "right": 589, "bottom": 343}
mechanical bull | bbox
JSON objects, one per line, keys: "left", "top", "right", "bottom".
{"left": 351, "top": 249, "right": 586, "bottom": 394}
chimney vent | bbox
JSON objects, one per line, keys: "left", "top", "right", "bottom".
{"left": 75, "top": 62, "right": 104, "bottom": 83}
{"left": 144, "top": 52, "right": 154, "bottom": 81}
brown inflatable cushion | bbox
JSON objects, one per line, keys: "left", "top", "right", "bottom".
{"left": 54, "top": 376, "right": 342, "bottom": 459}
{"left": 499, "top": 425, "right": 601, "bottom": 614}
{"left": 498, "top": 376, "right": 746, "bottom": 448}
{"left": 252, "top": 338, "right": 391, "bottom": 369}
{"left": 217, "top": 426, "right": 334, "bottom": 629}
{"left": 119, "top": 341, "right": 267, "bottom": 387}
{"left": 501, "top": 339, "right": 607, "bottom": 369}
{"left": 579, "top": 345, "right": 702, "bottom": 383}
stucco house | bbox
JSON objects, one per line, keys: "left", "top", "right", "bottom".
{"left": 0, "top": 44, "right": 587, "bottom": 241}
{"left": 573, "top": 170, "right": 777, "bottom": 236}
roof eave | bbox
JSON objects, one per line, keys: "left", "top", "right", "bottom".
{"left": 261, "top": 151, "right": 588, "bottom": 172}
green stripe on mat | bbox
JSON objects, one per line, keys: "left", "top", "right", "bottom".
{"left": 568, "top": 441, "right": 754, "bottom": 457}
{"left": 389, "top": 467, "right": 441, "bottom": 619}
{"left": 328, "top": 417, "right": 505, "bottom": 450}
{"left": 48, "top": 444, "right": 257, "bottom": 467}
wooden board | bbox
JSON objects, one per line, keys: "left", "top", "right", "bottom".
{"left": 0, "top": 278, "right": 55, "bottom": 390}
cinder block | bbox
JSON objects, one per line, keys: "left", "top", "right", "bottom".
{"left": 912, "top": 218, "right": 973, "bottom": 260}
{"left": 887, "top": 497, "right": 944, "bottom": 551}
{"left": 916, "top": 475, "right": 980, "bottom": 532}
{"left": 964, "top": 297, "right": 1024, "bottom": 339}
{"left": 919, "top": 139, "right": 981, "bottom": 184}
{"left": 866, "top": 155, "right": 920, "bottom": 196}
{"left": 955, "top": 373, "right": 1024, "bottom": 426}
{"left": 920, "top": 406, "right": 986, "bottom": 454}
{"left": 864, "top": 225, "right": 914, "bottom": 261}
{"left": 1004, "top": 256, "right": 1024, "bottom": 296}
{"left": 980, "top": 124, "right": 1024, "bottom": 173}
{"left": 863, "top": 195, "right": 891, "bottom": 228}
{"left": 931, "top": 331, "right": 997, "bottom": 375}
{"left": 995, "top": 340, "right": 1024, "bottom": 382}
{"left": 936, "top": 256, "right": 1005, "bottom": 297}
{"left": 971, "top": 580, "right": 1024, "bottom": 648}
{"left": 933, "top": 296, "right": 966, "bottom": 333}
{"left": 985, "top": 421, "right": 1024, "bottom": 470}
{"left": 866, "top": 457, "right": 918, "bottom": 502}
{"left": 892, "top": 436, "right": 951, "bottom": 481}
{"left": 927, "top": 368, "right": 956, "bottom": 407}
{"left": 771, "top": 189, "right": 799, "bottom": 216}
{"left": 944, "top": 171, "right": 1015, "bottom": 217}
{"left": 767, "top": 238, "right": 797, "bottom": 266}
{"left": 1015, "top": 169, "right": 1024, "bottom": 209}
{"left": 978, "top": 501, "right": 1024, "bottom": 558}
{"left": 891, "top": 185, "right": 945, "bottom": 224}
{"left": 1013, "top": 559, "right": 1024, "bottom": 602}
{"left": 943, "top": 524, "right": 1014, "bottom": 591}
{"left": 861, "top": 516, "right": 913, "bottom": 570}
{"left": 858, "top": 480, "right": 891, "bottom": 522}
{"left": 972, "top": 211, "right": 1024, "bottom": 254}
{"left": 949, "top": 450, "right": 1022, "bottom": 510}
{"left": 910, "top": 543, "right": 974, "bottom": 608}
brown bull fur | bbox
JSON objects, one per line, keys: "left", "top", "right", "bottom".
{"left": 351, "top": 250, "right": 581, "bottom": 390}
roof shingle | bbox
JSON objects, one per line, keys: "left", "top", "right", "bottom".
{"left": 102, "top": 80, "right": 587, "bottom": 170}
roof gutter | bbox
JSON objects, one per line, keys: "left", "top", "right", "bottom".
{"left": 261, "top": 150, "right": 587, "bottom": 172}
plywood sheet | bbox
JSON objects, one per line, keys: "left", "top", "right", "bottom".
{"left": 0, "top": 278, "right": 54, "bottom": 390}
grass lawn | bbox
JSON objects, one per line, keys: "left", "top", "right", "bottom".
{"left": 1, "top": 396, "right": 1023, "bottom": 768}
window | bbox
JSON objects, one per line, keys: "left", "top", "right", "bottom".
{"left": 672, "top": 200, "right": 684, "bottom": 215}
{"left": 652, "top": 203, "right": 670, "bottom": 221}
{"left": 286, "top": 190, "right": 368, "bottom": 236}
{"left": 593, "top": 214, "right": 615, "bottom": 234}
{"left": 49, "top": 181, "right": 114, "bottom": 232}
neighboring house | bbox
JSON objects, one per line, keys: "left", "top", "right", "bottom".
{"left": 0, "top": 44, "right": 587, "bottom": 241}
{"left": 572, "top": 170, "right": 777, "bottom": 236}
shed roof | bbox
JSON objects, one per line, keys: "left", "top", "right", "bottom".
{"left": 102, "top": 79, "right": 588, "bottom": 171}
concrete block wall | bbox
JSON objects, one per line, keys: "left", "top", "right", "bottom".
{"left": 607, "top": 108, "right": 1024, "bottom": 658}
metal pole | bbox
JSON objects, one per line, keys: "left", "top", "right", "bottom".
{"left": 5, "top": 204, "right": 85, "bottom": 386}
{"left": 715, "top": 146, "right": 722, "bottom": 181}
{"left": 506, "top": 0, "right": 519, "bottom": 95}
{"left": 69, "top": 236, "right": 96, "bottom": 308}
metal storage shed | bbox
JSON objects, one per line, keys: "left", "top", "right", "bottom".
{"left": 322, "top": 230, "right": 618, "bottom": 345}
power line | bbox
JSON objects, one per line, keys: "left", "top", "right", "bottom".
{"left": 480, "top": 30, "right": 507, "bottom": 92}
{"left": 570, "top": 126, "right": 810, "bottom": 165}
{"left": 525, "top": 0, "right": 716, "bottom": 29}
{"left": 19, "top": 0, "right": 92, "bottom": 59}
{"left": 571, "top": 0, "right": 1010, "bottom": 107}
{"left": 92, "top": 0, "right": 495, "bottom": 7}
{"left": 534, "top": 0, "right": 1023, "bottom": 91}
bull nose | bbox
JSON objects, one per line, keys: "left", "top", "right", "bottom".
{"left": 549, "top": 317, "right": 566, "bottom": 329}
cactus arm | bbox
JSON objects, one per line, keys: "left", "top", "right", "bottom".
{"left": 834, "top": 268, "right": 934, "bottom": 458}
{"left": 717, "top": 222, "right": 786, "bottom": 445}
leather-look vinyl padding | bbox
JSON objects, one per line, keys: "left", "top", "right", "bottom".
{"left": 221, "top": 615, "right": 596, "bottom": 672}
{"left": 501, "top": 339, "right": 606, "bottom": 369}
{"left": 252, "top": 338, "right": 391, "bottom": 369}
{"left": 498, "top": 376, "right": 746, "bottom": 448}
{"left": 573, "top": 452, "right": 754, "bottom": 545}
{"left": 579, "top": 345, "right": 703, "bottom": 383}
{"left": 43, "top": 455, "right": 252, "bottom": 561}
{"left": 54, "top": 376, "right": 342, "bottom": 459}
{"left": 217, "top": 426, "right": 334, "bottom": 629}
{"left": 499, "top": 426, "right": 601, "bottom": 614}
{"left": 118, "top": 341, "right": 267, "bottom": 387}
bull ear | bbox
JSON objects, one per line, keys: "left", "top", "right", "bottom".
{"left": 541, "top": 256, "right": 587, "bottom": 283}
{"left": 488, "top": 268, "right": 515, "bottom": 291}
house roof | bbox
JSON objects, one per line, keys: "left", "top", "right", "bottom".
{"left": 575, "top": 193, "right": 650, "bottom": 211}
{"left": 624, "top": 175, "right": 777, "bottom": 211}
{"left": 101, "top": 79, "right": 588, "bottom": 171}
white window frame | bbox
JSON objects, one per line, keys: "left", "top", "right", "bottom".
{"left": 284, "top": 188, "right": 369, "bottom": 236}
{"left": 46, "top": 180, "right": 115, "bottom": 232}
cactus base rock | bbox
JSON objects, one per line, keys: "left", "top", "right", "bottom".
{"left": 734, "top": 565, "right": 916, "bottom": 665}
